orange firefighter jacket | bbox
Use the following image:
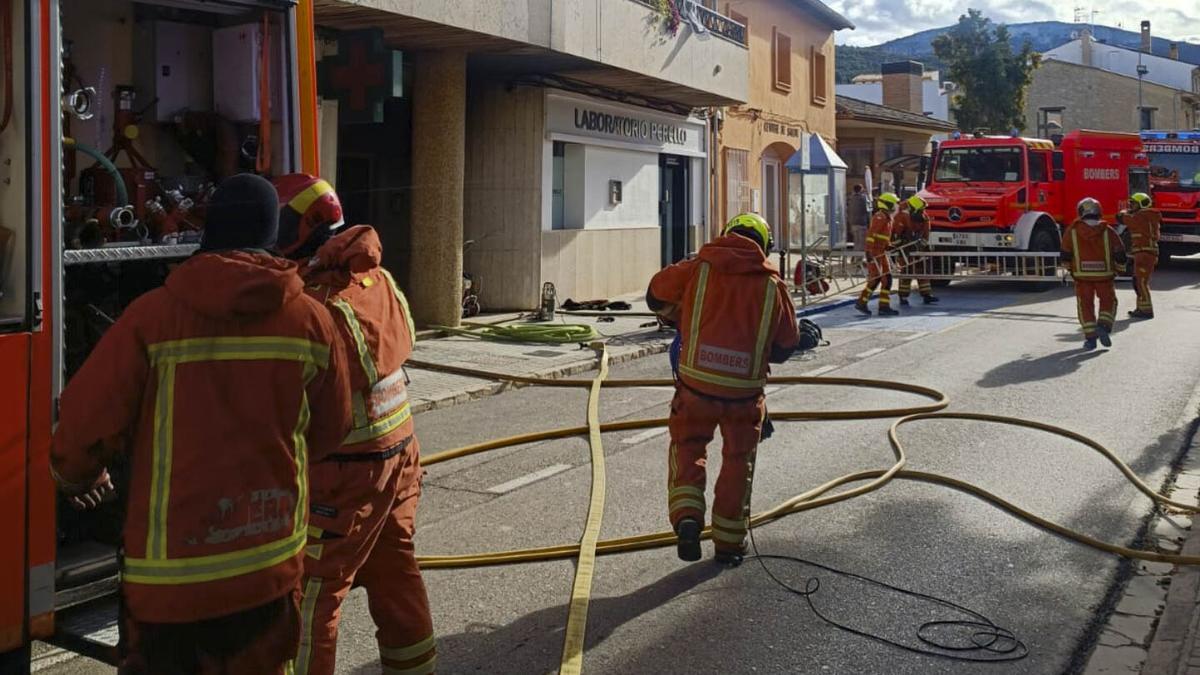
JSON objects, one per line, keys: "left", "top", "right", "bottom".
{"left": 865, "top": 210, "right": 894, "bottom": 255}
{"left": 1061, "top": 219, "right": 1126, "bottom": 280}
{"left": 648, "top": 234, "right": 800, "bottom": 399}
{"left": 891, "top": 209, "right": 929, "bottom": 244}
{"left": 51, "top": 252, "right": 352, "bottom": 624}
{"left": 1121, "top": 208, "right": 1161, "bottom": 254}
{"left": 302, "top": 226, "right": 417, "bottom": 457}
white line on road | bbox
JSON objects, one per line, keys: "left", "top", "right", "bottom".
{"left": 853, "top": 347, "right": 887, "bottom": 359}
{"left": 487, "top": 464, "right": 572, "bottom": 494}
{"left": 622, "top": 428, "right": 669, "bottom": 445}
{"left": 802, "top": 364, "right": 839, "bottom": 377}
{"left": 903, "top": 331, "right": 928, "bottom": 340}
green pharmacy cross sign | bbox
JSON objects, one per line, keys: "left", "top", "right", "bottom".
{"left": 319, "top": 29, "right": 403, "bottom": 124}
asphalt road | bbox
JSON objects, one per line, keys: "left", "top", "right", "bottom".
{"left": 36, "top": 260, "right": 1200, "bottom": 674}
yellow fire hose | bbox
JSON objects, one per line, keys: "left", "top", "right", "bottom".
{"left": 408, "top": 349, "right": 1200, "bottom": 673}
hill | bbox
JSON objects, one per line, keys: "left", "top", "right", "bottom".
{"left": 837, "top": 21, "right": 1200, "bottom": 83}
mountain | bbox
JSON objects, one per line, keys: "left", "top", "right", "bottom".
{"left": 837, "top": 21, "right": 1200, "bottom": 83}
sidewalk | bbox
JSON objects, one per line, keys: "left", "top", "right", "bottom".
{"left": 407, "top": 292, "right": 855, "bottom": 414}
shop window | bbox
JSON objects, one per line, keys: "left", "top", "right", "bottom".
{"left": 1139, "top": 107, "right": 1157, "bottom": 131}
{"left": 1037, "top": 107, "right": 1064, "bottom": 138}
{"left": 772, "top": 28, "right": 791, "bottom": 93}
{"left": 552, "top": 141, "right": 566, "bottom": 230}
{"left": 810, "top": 46, "right": 827, "bottom": 105}
{"left": 723, "top": 147, "right": 752, "bottom": 222}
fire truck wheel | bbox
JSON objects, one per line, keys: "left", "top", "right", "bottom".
{"left": 1021, "top": 227, "right": 1059, "bottom": 292}
{"left": 1158, "top": 249, "right": 1172, "bottom": 268}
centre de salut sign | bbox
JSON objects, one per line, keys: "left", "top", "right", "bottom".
{"left": 574, "top": 107, "right": 688, "bottom": 146}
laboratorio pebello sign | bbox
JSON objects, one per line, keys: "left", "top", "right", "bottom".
{"left": 546, "top": 92, "right": 705, "bottom": 156}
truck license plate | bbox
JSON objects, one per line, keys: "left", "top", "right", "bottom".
{"left": 949, "top": 232, "right": 971, "bottom": 246}
{"left": 1159, "top": 233, "right": 1184, "bottom": 242}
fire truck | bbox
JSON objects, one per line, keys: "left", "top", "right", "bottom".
{"left": 0, "top": 0, "right": 321, "bottom": 670}
{"left": 1143, "top": 130, "right": 1200, "bottom": 260}
{"left": 914, "top": 130, "right": 1149, "bottom": 282}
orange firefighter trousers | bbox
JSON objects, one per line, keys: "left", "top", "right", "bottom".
{"left": 667, "top": 386, "right": 765, "bottom": 553}
{"left": 1133, "top": 252, "right": 1156, "bottom": 315}
{"left": 1074, "top": 279, "right": 1117, "bottom": 338}
{"left": 296, "top": 440, "right": 435, "bottom": 675}
{"left": 858, "top": 253, "right": 893, "bottom": 309}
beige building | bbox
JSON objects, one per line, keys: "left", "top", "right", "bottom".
{"left": 313, "top": 0, "right": 751, "bottom": 323}
{"left": 1025, "top": 59, "right": 1200, "bottom": 138}
{"left": 714, "top": 0, "right": 853, "bottom": 249}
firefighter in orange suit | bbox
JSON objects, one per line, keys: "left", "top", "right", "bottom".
{"left": 647, "top": 213, "right": 800, "bottom": 567}
{"left": 1062, "top": 197, "right": 1126, "bottom": 351}
{"left": 1120, "top": 192, "right": 1161, "bottom": 319}
{"left": 856, "top": 192, "right": 901, "bottom": 316}
{"left": 273, "top": 175, "right": 436, "bottom": 675}
{"left": 50, "top": 174, "right": 352, "bottom": 675}
{"left": 892, "top": 195, "right": 939, "bottom": 305}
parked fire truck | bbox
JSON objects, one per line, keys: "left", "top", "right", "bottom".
{"left": 1143, "top": 130, "right": 1200, "bottom": 260}
{"left": 0, "top": 0, "right": 321, "bottom": 670}
{"left": 915, "top": 130, "right": 1149, "bottom": 281}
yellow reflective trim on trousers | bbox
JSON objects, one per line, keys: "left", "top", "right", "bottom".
{"left": 344, "top": 401, "right": 412, "bottom": 445}
{"left": 379, "top": 268, "right": 418, "bottom": 350}
{"left": 380, "top": 635, "right": 436, "bottom": 663}
{"left": 294, "top": 576, "right": 323, "bottom": 675}
{"left": 288, "top": 179, "right": 333, "bottom": 215}
{"left": 382, "top": 658, "right": 436, "bottom": 675}
{"left": 678, "top": 364, "right": 766, "bottom": 390}
{"left": 712, "top": 528, "right": 747, "bottom": 544}
{"left": 685, "top": 263, "right": 710, "bottom": 368}
{"left": 332, "top": 299, "right": 379, "bottom": 386}
{"left": 749, "top": 277, "right": 776, "bottom": 381}
{"left": 712, "top": 513, "right": 747, "bottom": 531}
{"left": 669, "top": 497, "right": 707, "bottom": 514}
{"left": 124, "top": 529, "right": 306, "bottom": 584}
{"left": 669, "top": 486, "right": 704, "bottom": 500}
{"left": 147, "top": 337, "right": 330, "bottom": 368}
{"left": 146, "top": 362, "right": 177, "bottom": 560}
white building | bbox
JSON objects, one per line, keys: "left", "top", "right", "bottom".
{"left": 1042, "top": 23, "right": 1200, "bottom": 94}
{"left": 836, "top": 67, "right": 955, "bottom": 140}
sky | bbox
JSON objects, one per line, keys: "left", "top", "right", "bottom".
{"left": 824, "top": 0, "right": 1200, "bottom": 47}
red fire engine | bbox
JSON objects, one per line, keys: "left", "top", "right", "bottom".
{"left": 0, "top": 0, "right": 322, "bottom": 670}
{"left": 919, "top": 130, "right": 1150, "bottom": 259}
{"left": 1142, "top": 130, "right": 1200, "bottom": 260}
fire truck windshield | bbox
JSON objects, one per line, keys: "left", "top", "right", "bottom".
{"left": 934, "top": 146, "right": 1024, "bottom": 183}
{"left": 1147, "top": 152, "right": 1200, "bottom": 191}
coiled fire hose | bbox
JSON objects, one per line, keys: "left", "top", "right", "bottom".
{"left": 432, "top": 322, "right": 599, "bottom": 344}
{"left": 407, "top": 348, "right": 1200, "bottom": 672}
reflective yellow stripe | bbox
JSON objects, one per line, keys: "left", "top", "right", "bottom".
{"left": 124, "top": 529, "right": 306, "bottom": 584}
{"left": 668, "top": 497, "right": 707, "bottom": 514}
{"left": 304, "top": 543, "right": 323, "bottom": 560}
{"left": 307, "top": 525, "right": 324, "bottom": 538}
{"left": 712, "top": 528, "right": 747, "bottom": 544}
{"left": 685, "top": 263, "right": 709, "bottom": 367}
{"left": 712, "top": 514, "right": 747, "bottom": 531}
{"left": 294, "top": 577, "right": 323, "bottom": 675}
{"left": 382, "top": 658, "right": 437, "bottom": 675}
{"left": 380, "top": 635, "right": 436, "bottom": 663}
{"left": 749, "top": 278, "right": 776, "bottom": 381}
{"left": 293, "top": 363, "right": 318, "bottom": 538}
{"left": 678, "top": 364, "right": 766, "bottom": 390}
{"left": 344, "top": 401, "right": 412, "bottom": 445}
{"left": 288, "top": 179, "right": 333, "bottom": 215}
{"left": 146, "top": 362, "right": 177, "bottom": 559}
{"left": 1071, "top": 229, "right": 1113, "bottom": 277}
{"left": 350, "top": 391, "right": 370, "bottom": 430}
{"left": 147, "top": 337, "right": 330, "bottom": 368}
{"left": 669, "top": 486, "right": 705, "bottom": 500}
{"left": 379, "top": 268, "right": 417, "bottom": 350}
{"left": 332, "top": 299, "right": 379, "bottom": 386}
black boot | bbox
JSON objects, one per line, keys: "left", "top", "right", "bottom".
{"left": 675, "top": 518, "right": 702, "bottom": 562}
{"left": 923, "top": 295, "right": 940, "bottom": 304}
{"left": 714, "top": 545, "right": 748, "bottom": 568}
{"left": 855, "top": 301, "right": 871, "bottom": 316}
{"left": 899, "top": 296, "right": 910, "bottom": 306}
{"left": 878, "top": 306, "right": 899, "bottom": 316}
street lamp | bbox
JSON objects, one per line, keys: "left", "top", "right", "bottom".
{"left": 1137, "top": 54, "right": 1150, "bottom": 129}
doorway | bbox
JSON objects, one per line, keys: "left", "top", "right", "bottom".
{"left": 761, "top": 157, "right": 782, "bottom": 244}
{"left": 660, "top": 154, "right": 690, "bottom": 265}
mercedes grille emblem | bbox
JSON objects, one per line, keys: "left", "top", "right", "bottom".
{"left": 948, "top": 207, "right": 963, "bottom": 222}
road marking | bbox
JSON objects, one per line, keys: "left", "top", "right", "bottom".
{"left": 903, "top": 331, "right": 928, "bottom": 340}
{"left": 487, "top": 464, "right": 572, "bottom": 494}
{"left": 622, "top": 428, "right": 669, "bottom": 445}
{"left": 853, "top": 347, "right": 887, "bottom": 359}
{"left": 803, "top": 364, "right": 838, "bottom": 377}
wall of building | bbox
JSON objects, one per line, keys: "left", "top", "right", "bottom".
{"left": 570, "top": 145, "right": 660, "bottom": 230}
{"left": 1043, "top": 39, "right": 1200, "bottom": 92}
{"left": 835, "top": 80, "right": 951, "bottom": 121}
{"left": 836, "top": 123, "right": 937, "bottom": 195}
{"left": 463, "top": 80, "right": 545, "bottom": 310}
{"left": 541, "top": 227, "right": 660, "bottom": 301}
{"left": 1024, "top": 60, "right": 1198, "bottom": 135}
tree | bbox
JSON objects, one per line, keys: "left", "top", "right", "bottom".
{"left": 932, "top": 9, "right": 1040, "bottom": 133}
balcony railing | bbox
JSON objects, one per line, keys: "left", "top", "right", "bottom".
{"left": 629, "top": 0, "right": 748, "bottom": 48}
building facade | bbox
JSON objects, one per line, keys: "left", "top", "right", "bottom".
{"left": 1024, "top": 59, "right": 1200, "bottom": 138}
{"left": 714, "top": 0, "right": 853, "bottom": 251}
{"left": 836, "top": 69, "right": 955, "bottom": 131}
{"left": 835, "top": 94, "right": 956, "bottom": 202}
{"left": 313, "top": 0, "right": 750, "bottom": 323}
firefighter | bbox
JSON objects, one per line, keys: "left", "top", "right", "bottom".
{"left": 647, "top": 213, "right": 800, "bottom": 567}
{"left": 893, "top": 195, "right": 939, "bottom": 305}
{"left": 1120, "top": 192, "right": 1161, "bottom": 319}
{"left": 1062, "top": 197, "right": 1126, "bottom": 350}
{"left": 856, "top": 192, "right": 901, "bottom": 316}
{"left": 273, "top": 175, "right": 436, "bottom": 675}
{"left": 50, "top": 174, "right": 352, "bottom": 675}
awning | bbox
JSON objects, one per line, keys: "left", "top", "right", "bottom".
{"left": 785, "top": 134, "right": 848, "bottom": 172}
